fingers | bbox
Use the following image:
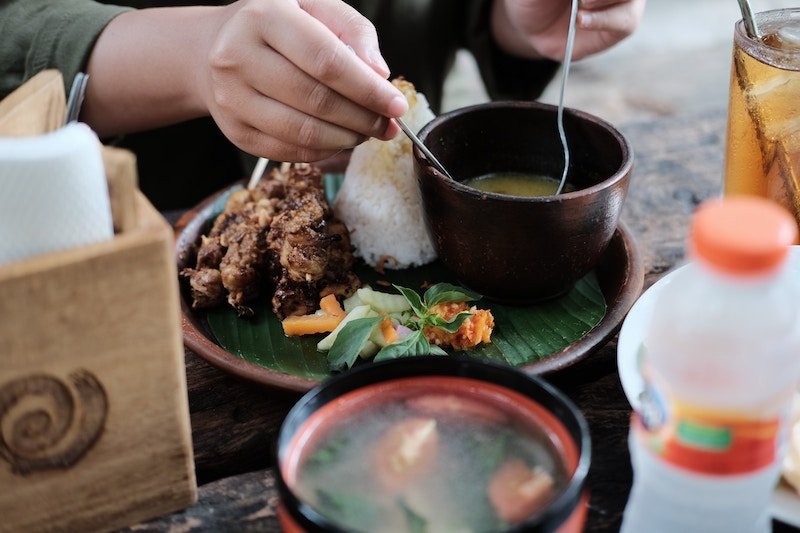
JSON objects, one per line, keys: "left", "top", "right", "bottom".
{"left": 235, "top": 43, "right": 394, "bottom": 140}
{"left": 211, "top": 91, "right": 348, "bottom": 162}
{"left": 202, "top": 0, "right": 406, "bottom": 161}
{"left": 231, "top": 123, "right": 342, "bottom": 162}
{"left": 298, "top": 0, "right": 391, "bottom": 78}
{"left": 211, "top": 74, "right": 366, "bottom": 150}
{"left": 578, "top": 0, "right": 645, "bottom": 34}
{"left": 579, "top": 0, "right": 626, "bottom": 9}
{"left": 257, "top": 0, "right": 407, "bottom": 118}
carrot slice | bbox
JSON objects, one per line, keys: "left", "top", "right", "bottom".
{"left": 380, "top": 317, "right": 398, "bottom": 344}
{"left": 282, "top": 313, "right": 342, "bottom": 336}
{"left": 319, "top": 294, "right": 345, "bottom": 318}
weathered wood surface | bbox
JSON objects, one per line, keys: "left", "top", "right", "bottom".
{"left": 132, "top": 109, "right": 798, "bottom": 532}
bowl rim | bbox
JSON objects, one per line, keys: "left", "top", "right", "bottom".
{"left": 414, "top": 100, "right": 634, "bottom": 203}
{"left": 274, "top": 356, "right": 591, "bottom": 533}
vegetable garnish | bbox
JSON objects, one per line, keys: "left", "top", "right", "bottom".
{"left": 325, "top": 283, "right": 489, "bottom": 371}
{"left": 281, "top": 294, "right": 346, "bottom": 336}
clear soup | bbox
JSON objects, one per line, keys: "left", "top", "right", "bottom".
{"left": 288, "top": 378, "right": 571, "bottom": 532}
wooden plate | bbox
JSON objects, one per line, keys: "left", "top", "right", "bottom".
{"left": 176, "top": 173, "right": 644, "bottom": 393}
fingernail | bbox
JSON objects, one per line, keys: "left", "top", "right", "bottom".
{"left": 370, "top": 51, "right": 391, "bottom": 78}
{"left": 577, "top": 11, "right": 592, "bottom": 27}
{"left": 388, "top": 94, "right": 408, "bottom": 117}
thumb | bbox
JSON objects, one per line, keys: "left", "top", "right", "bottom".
{"left": 297, "top": 0, "right": 391, "bottom": 78}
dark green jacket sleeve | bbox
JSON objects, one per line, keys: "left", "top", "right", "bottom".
{"left": 0, "top": 0, "right": 131, "bottom": 99}
{"left": 0, "top": 0, "right": 558, "bottom": 108}
{"left": 349, "top": 0, "right": 559, "bottom": 112}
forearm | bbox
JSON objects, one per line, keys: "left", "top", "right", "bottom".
{"left": 81, "top": 5, "right": 225, "bottom": 137}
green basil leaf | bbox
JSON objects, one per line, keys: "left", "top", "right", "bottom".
{"left": 374, "top": 330, "right": 432, "bottom": 361}
{"left": 427, "top": 344, "right": 448, "bottom": 356}
{"left": 316, "top": 489, "right": 380, "bottom": 529}
{"left": 303, "top": 435, "right": 350, "bottom": 472}
{"left": 327, "top": 317, "right": 382, "bottom": 371}
{"left": 423, "top": 283, "right": 482, "bottom": 307}
{"left": 393, "top": 285, "right": 426, "bottom": 317}
{"left": 425, "top": 311, "right": 473, "bottom": 333}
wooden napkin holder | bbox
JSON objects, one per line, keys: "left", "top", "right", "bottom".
{"left": 0, "top": 71, "right": 197, "bottom": 532}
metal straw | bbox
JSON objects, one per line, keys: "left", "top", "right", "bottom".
{"left": 737, "top": 0, "right": 761, "bottom": 39}
{"left": 396, "top": 117, "right": 453, "bottom": 180}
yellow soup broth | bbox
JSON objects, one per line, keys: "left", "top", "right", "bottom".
{"left": 464, "top": 172, "right": 574, "bottom": 197}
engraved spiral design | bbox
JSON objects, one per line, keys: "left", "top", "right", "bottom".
{"left": 0, "top": 370, "right": 107, "bottom": 475}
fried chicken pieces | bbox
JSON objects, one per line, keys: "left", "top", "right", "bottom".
{"left": 269, "top": 164, "right": 360, "bottom": 318}
{"left": 181, "top": 163, "right": 359, "bottom": 319}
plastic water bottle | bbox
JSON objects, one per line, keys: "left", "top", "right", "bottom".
{"left": 621, "top": 197, "right": 800, "bottom": 533}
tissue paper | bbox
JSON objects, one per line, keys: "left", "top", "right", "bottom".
{"left": 0, "top": 123, "right": 113, "bottom": 265}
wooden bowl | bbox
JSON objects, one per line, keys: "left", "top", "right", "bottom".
{"left": 414, "top": 101, "right": 633, "bottom": 303}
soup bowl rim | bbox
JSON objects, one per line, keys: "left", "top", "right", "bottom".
{"left": 414, "top": 100, "right": 634, "bottom": 204}
{"left": 275, "top": 356, "right": 591, "bottom": 533}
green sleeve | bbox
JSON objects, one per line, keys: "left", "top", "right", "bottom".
{"left": 0, "top": 0, "right": 132, "bottom": 99}
{"left": 349, "top": 0, "right": 559, "bottom": 112}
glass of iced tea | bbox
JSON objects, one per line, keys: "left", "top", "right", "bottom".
{"left": 725, "top": 8, "right": 800, "bottom": 225}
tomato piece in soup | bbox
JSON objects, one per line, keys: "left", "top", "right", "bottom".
{"left": 372, "top": 417, "right": 439, "bottom": 492}
{"left": 487, "top": 458, "right": 555, "bottom": 524}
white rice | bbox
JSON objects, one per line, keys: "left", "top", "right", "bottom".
{"left": 334, "top": 80, "right": 437, "bottom": 269}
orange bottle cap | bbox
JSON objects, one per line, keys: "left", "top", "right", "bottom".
{"left": 690, "top": 196, "right": 798, "bottom": 276}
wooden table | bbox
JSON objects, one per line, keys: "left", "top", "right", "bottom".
{"left": 129, "top": 109, "right": 799, "bottom": 532}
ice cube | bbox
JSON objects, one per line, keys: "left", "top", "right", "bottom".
{"left": 748, "top": 72, "right": 798, "bottom": 98}
{"left": 765, "top": 133, "right": 800, "bottom": 221}
{"left": 771, "top": 22, "right": 800, "bottom": 51}
{"left": 745, "top": 72, "right": 800, "bottom": 139}
{"left": 763, "top": 116, "right": 800, "bottom": 141}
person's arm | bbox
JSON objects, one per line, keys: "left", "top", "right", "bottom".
{"left": 468, "top": 0, "right": 646, "bottom": 103}
{"left": 2, "top": 0, "right": 409, "bottom": 162}
{"left": 490, "top": 0, "right": 646, "bottom": 62}
{"left": 87, "top": 0, "right": 412, "bottom": 162}
{"left": 0, "top": 0, "right": 131, "bottom": 101}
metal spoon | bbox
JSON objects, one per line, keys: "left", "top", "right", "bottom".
{"left": 554, "top": 0, "right": 579, "bottom": 195}
{"left": 737, "top": 0, "right": 761, "bottom": 39}
{"left": 248, "top": 118, "right": 451, "bottom": 187}
{"left": 396, "top": 117, "right": 454, "bottom": 180}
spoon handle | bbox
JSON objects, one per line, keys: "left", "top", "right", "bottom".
{"left": 396, "top": 118, "right": 454, "bottom": 180}
{"left": 737, "top": 0, "right": 761, "bottom": 39}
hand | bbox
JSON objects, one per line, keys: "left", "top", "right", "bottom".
{"left": 83, "top": 0, "right": 406, "bottom": 162}
{"left": 201, "top": 0, "right": 407, "bottom": 161}
{"left": 491, "top": 0, "right": 646, "bottom": 62}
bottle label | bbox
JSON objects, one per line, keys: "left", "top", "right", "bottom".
{"left": 633, "top": 398, "right": 781, "bottom": 475}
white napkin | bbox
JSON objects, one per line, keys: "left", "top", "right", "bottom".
{"left": 0, "top": 123, "right": 113, "bottom": 265}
